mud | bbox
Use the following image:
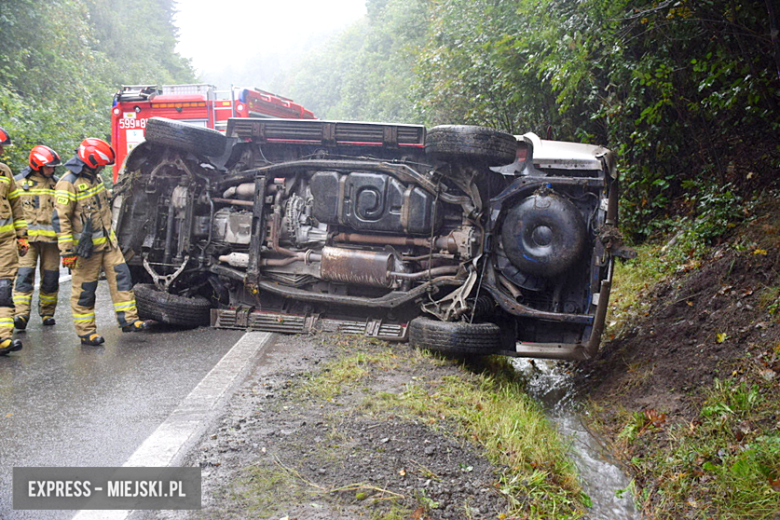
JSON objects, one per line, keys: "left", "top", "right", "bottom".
{"left": 578, "top": 217, "right": 780, "bottom": 423}
{"left": 145, "top": 335, "right": 508, "bottom": 519}
{"left": 572, "top": 205, "right": 780, "bottom": 515}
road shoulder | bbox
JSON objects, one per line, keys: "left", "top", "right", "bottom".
{"left": 151, "top": 334, "right": 585, "bottom": 520}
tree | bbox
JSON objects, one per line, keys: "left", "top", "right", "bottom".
{"left": 272, "top": 0, "right": 429, "bottom": 123}
{"left": 0, "top": 0, "right": 194, "bottom": 177}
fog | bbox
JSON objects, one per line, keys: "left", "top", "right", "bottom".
{"left": 174, "top": 0, "right": 367, "bottom": 90}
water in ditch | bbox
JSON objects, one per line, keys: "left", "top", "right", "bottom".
{"left": 513, "top": 359, "right": 644, "bottom": 520}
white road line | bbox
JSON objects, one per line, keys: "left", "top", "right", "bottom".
{"left": 71, "top": 331, "right": 274, "bottom": 520}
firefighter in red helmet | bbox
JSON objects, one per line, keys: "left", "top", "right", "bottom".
{"left": 13, "top": 145, "right": 63, "bottom": 330}
{"left": 53, "top": 138, "right": 150, "bottom": 346}
{"left": 0, "top": 125, "right": 29, "bottom": 356}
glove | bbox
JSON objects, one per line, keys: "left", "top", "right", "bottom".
{"left": 16, "top": 237, "right": 29, "bottom": 257}
{"left": 62, "top": 255, "right": 77, "bottom": 269}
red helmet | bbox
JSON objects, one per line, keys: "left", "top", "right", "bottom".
{"left": 0, "top": 126, "right": 12, "bottom": 147}
{"left": 78, "top": 137, "right": 115, "bottom": 168}
{"left": 29, "top": 145, "right": 62, "bottom": 171}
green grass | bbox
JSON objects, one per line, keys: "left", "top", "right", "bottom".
{"left": 235, "top": 457, "right": 410, "bottom": 519}
{"left": 606, "top": 209, "right": 756, "bottom": 336}
{"left": 606, "top": 242, "right": 688, "bottom": 336}
{"left": 297, "top": 346, "right": 419, "bottom": 402}
{"left": 232, "top": 465, "right": 309, "bottom": 519}
{"left": 368, "top": 505, "right": 413, "bottom": 520}
{"left": 609, "top": 191, "right": 780, "bottom": 336}
{"left": 626, "top": 375, "right": 780, "bottom": 520}
{"left": 300, "top": 339, "right": 588, "bottom": 519}
{"left": 759, "top": 285, "right": 780, "bottom": 315}
{"left": 600, "top": 219, "right": 780, "bottom": 520}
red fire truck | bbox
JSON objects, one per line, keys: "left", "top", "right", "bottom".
{"left": 110, "top": 84, "right": 315, "bottom": 181}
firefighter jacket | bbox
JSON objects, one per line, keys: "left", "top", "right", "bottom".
{"left": 52, "top": 157, "right": 116, "bottom": 257}
{"left": 15, "top": 167, "right": 57, "bottom": 243}
{"left": 0, "top": 162, "right": 28, "bottom": 240}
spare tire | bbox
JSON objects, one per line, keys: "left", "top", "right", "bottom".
{"left": 133, "top": 283, "right": 212, "bottom": 328}
{"left": 409, "top": 317, "right": 507, "bottom": 356}
{"left": 144, "top": 117, "right": 227, "bottom": 157}
{"left": 426, "top": 125, "right": 517, "bottom": 166}
{"left": 501, "top": 192, "right": 588, "bottom": 278}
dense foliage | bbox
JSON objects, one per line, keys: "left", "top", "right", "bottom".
{"left": 2, "top": 0, "right": 777, "bottom": 237}
{"left": 0, "top": 0, "right": 194, "bottom": 174}
{"left": 273, "top": 0, "right": 429, "bottom": 123}
{"left": 274, "top": 0, "right": 780, "bottom": 240}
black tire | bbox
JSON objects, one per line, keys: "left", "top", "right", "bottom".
{"left": 133, "top": 283, "right": 212, "bottom": 328}
{"left": 408, "top": 316, "right": 505, "bottom": 356}
{"left": 426, "top": 125, "right": 517, "bottom": 166}
{"left": 144, "top": 117, "right": 227, "bottom": 157}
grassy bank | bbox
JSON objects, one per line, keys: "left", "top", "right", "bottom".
{"left": 299, "top": 343, "right": 588, "bottom": 519}
{"left": 221, "top": 334, "right": 592, "bottom": 519}
{"left": 586, "top": 210, "right": 780, "bottom": 519}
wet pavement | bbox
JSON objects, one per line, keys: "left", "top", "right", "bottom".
{"left": 0, "top": 279, "right": 245, "bottom": 519}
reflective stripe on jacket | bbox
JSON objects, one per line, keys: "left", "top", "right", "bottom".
{"left": 14, "top": 168, "right": 57, "bottom": 243}
{"left": 0, "top": 162, "right": 28, "bottom": 239}
{"left": 52, "top": 159, "right": 115, "bottom": 257}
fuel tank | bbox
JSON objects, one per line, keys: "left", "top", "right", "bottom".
{"left": 310, "top": 171, "right": 441, "bottom": 235}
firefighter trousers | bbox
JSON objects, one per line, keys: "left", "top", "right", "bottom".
{"left": 70, "top": 247, "right": 139, "bottom": 337}
{"left": 14, "top": 242, "right": 60, "bottom": 319}
{"left": 0, "top": 236, "right": 18, "bottom": 342}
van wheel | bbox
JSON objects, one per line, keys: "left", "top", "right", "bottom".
{"left": 408, "top": 317, "right": 506, "bottom": 356}
{"left": 133, "top": 283, "right": 212, "bottom": 328}
{"left": 426, "top": 125, "right": 517, "bottom": 166}
{"left": 144, "top": 117, "right": 227, "bottom": 157}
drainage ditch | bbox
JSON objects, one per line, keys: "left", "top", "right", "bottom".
{"left": 514, "top": 359, "right": 643, "bottom": 520}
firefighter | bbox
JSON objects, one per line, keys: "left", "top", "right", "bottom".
{"left": 13, "top": 145, "right": 62, "bottom": 330}
{"left": 53, "top": 137, "right": 150, "bottom": 346}
{"left": 0, "top": 125, "right": 29, "bottom": 356}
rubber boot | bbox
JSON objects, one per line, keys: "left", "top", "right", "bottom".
{"left": 42, "top": 316, "right": 56, "bottom": 326}
{"left": 13, "top": 315, "right": 27, "bottom": 330}
{"left": 122, "top": 320, "right": 152, "bottom": 333}
{"left": 0, "top": 338, "right": 22, "bottom": 355}
{"left": 80, "top": 333, "right": 105, "bottom": 346}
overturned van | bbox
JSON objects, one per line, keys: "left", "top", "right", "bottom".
{"left": 114, "top": 117, "right": 629, "bottom": 359}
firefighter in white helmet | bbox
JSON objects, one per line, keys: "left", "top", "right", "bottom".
{"left": 0, "top": 125, "right": 29, "bottom": 356}
{"left": 53, "top": 137, "right": 150, "bottom": 346}
{"left": 13, "top": 145, "right": 62, "bottom": 330}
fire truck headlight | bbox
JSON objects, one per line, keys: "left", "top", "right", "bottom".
{"left": 237, "top": 104, "right": 245, "bottom": 112}
{"left": 113, "top": 108, "right": 120, "bottom": 115}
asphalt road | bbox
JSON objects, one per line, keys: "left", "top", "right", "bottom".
{"left": 0, "top": 278, "right": 249, "bottom": 519}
